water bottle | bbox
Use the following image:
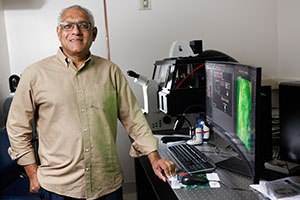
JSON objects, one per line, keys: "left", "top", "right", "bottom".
{"left": 201, "top": 121, "right": 210, "bottom": 141}
{"left": 187, "top": 119, "right": 203, "bottom": 145}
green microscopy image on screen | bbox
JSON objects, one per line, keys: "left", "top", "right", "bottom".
{"left": 237, "top": 77, "right": 251, "bottom": 152}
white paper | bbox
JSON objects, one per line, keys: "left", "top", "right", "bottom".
{"left": 206, "top": 172, "right": 220, "bottom": 181}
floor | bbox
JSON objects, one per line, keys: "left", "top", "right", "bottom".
{"left": 123, "top": 182, "right": 137, "bottom": 200}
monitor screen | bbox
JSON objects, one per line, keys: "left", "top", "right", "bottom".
{"left": 205, "top": 61, "right": 262, "bottom": 183}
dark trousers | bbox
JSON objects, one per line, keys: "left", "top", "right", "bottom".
{"left": 37, "top": 187, "right": 123, "bottom": 200}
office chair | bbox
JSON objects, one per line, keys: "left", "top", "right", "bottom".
{"left": 3, "top": 75, "right": 20, "bottom": 126}
{"left": 0, "top": 129, "right": 23, "bottom": 191}
{"left": 0, "top": 129, "right": 40, "bottom": 199}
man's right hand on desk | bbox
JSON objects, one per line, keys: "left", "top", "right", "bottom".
{"left": 148, "top": 151, "right": 177, "bottom": 182}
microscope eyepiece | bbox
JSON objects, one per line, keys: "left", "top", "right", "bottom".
{"left": 127, "top": 70, "right": 139, "bottom": 78}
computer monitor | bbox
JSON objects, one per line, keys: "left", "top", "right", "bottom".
{"left": 279, "top": 81, "right": 300, "bottom": 165}
{"left": 205, "top": 61, "right": 263, "bottom": 183}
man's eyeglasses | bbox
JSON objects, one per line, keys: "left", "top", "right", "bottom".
{"left": 59, "top": 21, "right": 92, "bottom": 31}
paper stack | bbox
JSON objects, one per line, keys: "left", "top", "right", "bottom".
{"left": 250, "top": 176, "right": 300, "bottom": 200}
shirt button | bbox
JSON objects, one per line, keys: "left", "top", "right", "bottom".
{"left": 85, "top": 148, "right": 89, "bottom": 152}
{"left": 78, "top": 89, "right": 82, "bottom": 94}
{"left": 81, "top": 108, "right": 85, "bottom": 112}
{"left": 85, "top": 168, "right": 89, "bottom": 171}
{"left": 84, "top": 128, "right": 88, "bottom": 132}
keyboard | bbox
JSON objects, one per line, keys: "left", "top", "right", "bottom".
{"left": 167, "top": 143, "right": 215, "bottom": 174}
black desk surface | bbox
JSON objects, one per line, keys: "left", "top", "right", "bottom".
{"left": 135, "top": 133, "right": 266, "bottom": 200}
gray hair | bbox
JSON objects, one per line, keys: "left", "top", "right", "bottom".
{"left": 58, "top": 5, "right": 95, "bottom": 27}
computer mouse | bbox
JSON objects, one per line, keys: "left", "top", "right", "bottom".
{"left": 181, "top": 174, "right": 209, "bottom": 186}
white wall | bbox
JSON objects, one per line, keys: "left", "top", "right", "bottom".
{"left": 4, "top": 0, "right": 279, "bottom": 80}
{"left": 0, "top": 0, "right": 11, "bottom": 128}
{"left": 3, "top": 0, "right": 280, "bottom": 182}
{"left": 278, "top": 0, "right": 300, "bottom": 80}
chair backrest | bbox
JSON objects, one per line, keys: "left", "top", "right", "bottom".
{"left": 3, "top": 95, "right": 13, "bottom": 126}
{"left": 0, "top": 129, "right": 23, "bottom": 191}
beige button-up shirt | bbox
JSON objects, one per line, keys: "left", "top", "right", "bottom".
{"left": 7, "top": 48, "right": 158, "bottom": 199}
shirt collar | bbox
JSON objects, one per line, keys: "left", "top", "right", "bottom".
{"left": 56, "top": 47, "right": 93, "bottom": 69}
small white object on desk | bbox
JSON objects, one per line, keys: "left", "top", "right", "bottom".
{"left": 206, "top": 172, "right": 220, "bottom": 181}
{"left": 207, "top": 172, "right": 221, "bottom": 188}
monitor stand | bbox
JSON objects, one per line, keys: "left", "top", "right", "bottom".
{"left": 215, "top": 156, "right": 251, "bottom": 177}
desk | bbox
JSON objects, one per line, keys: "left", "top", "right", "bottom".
{"left": 134, "top": 133, "right": 264, "bottom": 200}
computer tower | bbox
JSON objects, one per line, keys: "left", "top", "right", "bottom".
{"left": 279, "top": 81, "right": 300, "bottom": 164}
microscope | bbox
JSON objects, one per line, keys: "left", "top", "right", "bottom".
{"left": 127, "top": 40, "right": 237, "bottom": 138}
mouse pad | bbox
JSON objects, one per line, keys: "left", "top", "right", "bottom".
{"left": 170, "top": 170, "right": 220, "bottom": 189}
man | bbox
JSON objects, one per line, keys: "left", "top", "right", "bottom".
{"left": 7, "top": 5, "right": 176, "bottom": 200}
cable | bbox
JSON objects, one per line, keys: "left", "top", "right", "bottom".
{"left": 183, "top": 104, "right": 205, "bottom": 114}
{"left": 176, "top": 63, "right": 205, "bottom": 88}
{"left": 219, "top": 181, "right": 252, "bottom": 192}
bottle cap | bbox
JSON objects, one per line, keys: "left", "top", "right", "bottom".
{"left": 197, "top": 119, "right": 203, "bottom": 123}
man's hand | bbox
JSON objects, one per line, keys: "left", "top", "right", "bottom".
{"left": 24, "top": 163, "right": 40, "bottom": 194}
{"left": 148, "top": 151, "right": 177, "bottom": 182}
